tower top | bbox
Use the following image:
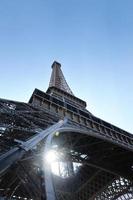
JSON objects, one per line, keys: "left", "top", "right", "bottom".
{"left": 51, "top": 61, "right": 61, "bottom": 68}
{"left": 49, "top": 61, "right": 74, "bottom": 95}
{"left": 29, "top": 61, "right": 87, "bottom": 109}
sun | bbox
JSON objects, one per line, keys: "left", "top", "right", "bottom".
{"left": 44, "top": 150, "right": 60, "bottom": 176}
{"left": 45, "top": 150, "right": 58, "bottom": 164}
{"left": 44, "top": 149, "right": 82, "bottom": 178}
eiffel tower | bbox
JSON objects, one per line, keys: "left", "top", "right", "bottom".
{"left": 0, "top": 61, "right": 133, "bottom": 200}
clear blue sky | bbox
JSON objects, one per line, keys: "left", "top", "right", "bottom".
{"left": 0, "top": 0, "right": 133, "bottom": 133}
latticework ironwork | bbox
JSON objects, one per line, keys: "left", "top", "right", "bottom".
{"left": 0, "top": 62, "right": 132, "bottom": 200}
{"left": 49, "top": 61, "right": 74, "bottom": 95}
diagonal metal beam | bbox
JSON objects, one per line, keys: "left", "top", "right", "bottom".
{"left": 0, "top": 119, "right": 66, "bottom": 177}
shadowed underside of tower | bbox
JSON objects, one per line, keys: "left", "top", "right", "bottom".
{"left": 0, "top": 62, "right": 133, "bottom": 200}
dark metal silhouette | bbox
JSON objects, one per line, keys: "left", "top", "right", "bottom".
{"left": 0, "top": 62, "right": 132, "bottom": 200}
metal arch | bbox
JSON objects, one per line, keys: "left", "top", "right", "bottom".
{"left": 43, "top": 125, "right": 103, "bottom": 200}
{"left": 57, "top": 126, "right": 133, "bottom": 152}
{"left": 0, "top": 119, "right": 132, "bottom": 199}
{"left": 55, "top": 126, "right": 133, "bottom": 180}
{"left": 43, "top": 128, "right": 57, "bottom": 200}
{"left": 43, "top": 124, "right": 133, "bottom": 200}
{"left": 0, "top": 119, "right": 66, "bottom": 177}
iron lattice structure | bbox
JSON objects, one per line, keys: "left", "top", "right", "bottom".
{"left": 0, "top": 61, "right": 133, "bottom": 200}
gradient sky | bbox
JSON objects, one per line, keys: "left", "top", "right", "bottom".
{"left": 0, "top": 0, "right": 133, "bottom": 133}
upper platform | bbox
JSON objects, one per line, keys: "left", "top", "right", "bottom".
{"left": 29, "top": 61, "right": 87, "bottom": 110}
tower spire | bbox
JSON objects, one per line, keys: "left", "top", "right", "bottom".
{"left": 49, "top": 61, "right": 74, "bottom": 95}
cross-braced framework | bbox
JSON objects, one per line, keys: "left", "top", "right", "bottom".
{"left": 0, "top": 62, "right": 133, "bottom": 200}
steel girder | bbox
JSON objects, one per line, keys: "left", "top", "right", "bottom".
{"left": 0, "top": 98, "right": 132, "bottom": 200}
{"left": 43, "top": 124, "right": 133, "bottom": 200}
{"left": 1, "top": 120, "right": 131, "bottom": 199}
